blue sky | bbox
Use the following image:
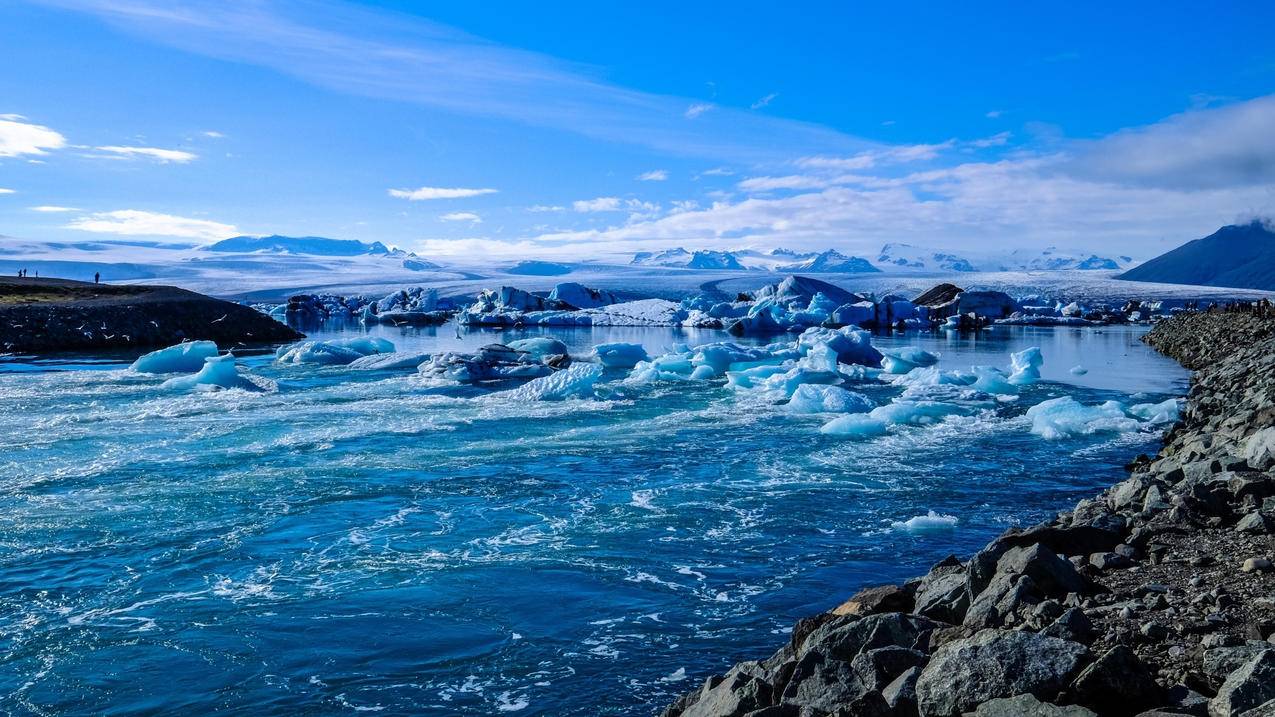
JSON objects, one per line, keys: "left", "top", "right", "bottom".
{"left": 2, "top": 0, "right": 1274, "bottom": 261}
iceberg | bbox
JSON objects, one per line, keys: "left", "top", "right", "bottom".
{"left": 1128, "top": 398, "right": 1182, "bottom": 424}
{"left": 891, "top": 510, "right": 958, "bottom": 530}
{"left": 276, "top": 337, "right": 395, "bottom": 365}
{"left": 820, "top": 414, "right": 888, "bottom": 439}
{"left": 880, "top": 346, "right": 940, "bottom": 375}
{"left": 1069, "top": 365, "right": 1089, "bottom": 376}
{"left": 161, "top": 353, "right": 263, "bottom": 392}
{"left": 547, "top": 282, "right": 618, "bottom": 309}
{"left": 418, "top": 344, "right": 555, "bottom": 384}
{"left": 869, "top": 400, "right": 965, "bottom": 426}
{"left": 787, "top": 385, "right": 874, "bottom": 414}
{"left": 506, "top": 363, "right": 604, "bottom": 401}
{"left": 347, "top": 351, "right": 430, "bottom": 371}
{"left": 130, "top": 340, "right": 219, "bottom": 374}
{"left": 796, "top": 326, "right": 882, "bottom": 367}
{"left": 507, "top": 337, "right": 570, "bottom": 358}
{"left": 1008, "top": 346, "right": 1044, "bottom": 385}
{"left": 1025, "top": 396, "right": 1140, "bottom": 439}
{"left": 591, "top": 342, "right": 649, "bottom": 369}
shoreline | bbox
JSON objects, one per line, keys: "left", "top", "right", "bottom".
{"left": 660, "top": 311, "right": 1275, "bottom": 717}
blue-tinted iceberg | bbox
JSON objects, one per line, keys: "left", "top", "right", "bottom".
{"left": 1026, "top": 397, "right": 1140, "bottom": 439}
{"left": 506, "top": 363, "right": 603, "bottom": 401}
{"left": 507, "top": 337, "right": 570, "bottom": 358}
{"left": 820, "top": 414, "right": 888, "bottom": 439}
{"left": 787, "top": 385, "right": 874, "bottom": 414}
{"left": 592, "top": 342, "right": 649, "bottom": 369}
{"left": 161, "top": 353, "right": 263, "bottom": 392}
{"left": 1008, "top": 346, "right": 1044, "bottom": 385}
{"left": 130, "top": 340, "right": 219, "bottom": 374}
{"left": 347, "top": 351, "right": 430, "bottom": 371}
{"left": 1128, "top": 398, "right": 1182, "bottom": 424}
{"left": 880, "top": 346, "right": 939, "bottom": 375}
{"left": 276, "top": 337, "right": 395, "bottom": 365}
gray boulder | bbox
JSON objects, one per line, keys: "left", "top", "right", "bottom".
{"left": 962, "top": 694, "right": 1096, "bottom": 716}
{"left": 1210, "top": 650, "right": 1275, "bottom": 717}
{"left": 915, "top": 630, "right": 1089, "bottom": 717}
{"left": 1070, "top": 646, "right": 1162, "bottom": 713}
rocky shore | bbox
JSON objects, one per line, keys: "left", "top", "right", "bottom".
{"left": 0, "top": 277, "right": 302, "bottom": 353}
{"left": 660, "top": 312, "right": 1275, "bottom": 717}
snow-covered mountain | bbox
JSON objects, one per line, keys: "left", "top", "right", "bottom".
{"left": 1118, "top": 221, "right": 1275, "bottom": 291}
{"left": 777, "top": 249, "right": 880, "bottom": 273}
{"left": 207, "top": 235, "right": 393, "bottom": 256}
{"left": 875, "top": 243, "right": 977, "bottom": 272}
{"left": 998, "top": 248, "right": 1132, "bottom": 272}
{"left": 630, "top": 248, "right": 746, "bottom": 270}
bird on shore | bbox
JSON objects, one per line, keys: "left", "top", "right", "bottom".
{"left": 212, "top": 314, "right": 227, "bottom": 324}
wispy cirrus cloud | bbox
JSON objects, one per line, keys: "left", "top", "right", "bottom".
{"left": 0, "top": 114, "right": 66, "bottom": 157}
{"left": 66, "top": 209, "right": 237, "bottom": 241}
{"left": 439, "top": 211, "right": 481, "bottom": 222}
{"left": 30, "top": 205, "right": 79, "bottom": 212}
{"left": 750, "top": 93, "right": 778, "bottom": 110}
{"left": 636, "top": 169, "right": 667, "bottom": 181}
{"left": 94, "top": 145, "right": 198, "bottom": 163}
{"left": 0, "top": 188, "right": 15, "bottom": 195}
{"left": 388, "top": 186, "right": 498, "bottom": 200}
{"left": 37, "top": 0, "right": 876, "bottom": 163}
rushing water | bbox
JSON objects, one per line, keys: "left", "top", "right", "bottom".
{"left": 0, "top": 323, "right": 1187, "bottom": 716}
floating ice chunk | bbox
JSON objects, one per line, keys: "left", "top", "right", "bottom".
{"left": 348, "top": 351, "right": 430, "bottom": 370}
{"left": 880, "top": 346, "right": 940, "bottom": 375}
{"left": 970, "top": 366, "right": 1018, "bottom": 395}
{"left": 891, "top": 510, "right": 958, "bottom": 530}
{"left": 547, "top": 282, "right": 618, "bottom": 309}
{"left": 797, "top": 326, "right": 882, "bottom": 367}
{"left": 591, "top": 342, "right": 649, "bottom": 369}
{"left": 1008, "top": 346, "right": 1043, "bottom": 385}
{"left": 787, "top": 385, "right": 874, "bottom": 414}
{"left": 820, "top": 414, "right": 888, "bottom": 439}
{"left": 161, "top": 353, "right": 262, "bottom": 392}
{"left": 694, "top": 342, "right": 792, "bottom": 375}
{"left": 689, "top": 365, "right": 716, "bottom": 380}
{"left": 869, "top": 400, "right": 965, "bottom": 426}
{"left": 506, "top": 363, "right": 603, "bottom": 401}
{"left": 1069, "top": 365, "right": 1089, "bottom": 376}
{"left": 130, "top": 340, "right": 219, "bottom": 374}
{"left": 1026, "top": 396, "right": 1140, "bottom": 439}
{"left": 724, "top": 364, "right": 792, "bottom": 389}
{"left": 276, "top": 337, "right": 395, "bottom": 365}
{"left": 507, "top": 337, "right": 569, "bottom": 358}
{"left": 756, "top": 366, "right": 841, "bottom": 397}
{"left": 1128, "top": 398, "right": 1181, "bottom": 424}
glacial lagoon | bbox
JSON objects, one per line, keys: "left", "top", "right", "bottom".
{"left": 0, "top": 324, "right": 1187, "bottom": 715}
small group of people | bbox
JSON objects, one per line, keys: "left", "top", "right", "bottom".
{"left": 1196, "top": 298, "right": 1274, "bottom": 316}
{"left": 16, "top": 268, "right": 38, "bottom": 278}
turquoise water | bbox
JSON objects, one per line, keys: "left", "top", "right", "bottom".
{"left": 0, "top": 324, "right": 1187, "bottom": 715}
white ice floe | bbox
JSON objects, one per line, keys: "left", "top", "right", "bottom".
{"left": 820, "top": 414, "right": 888, "bottom": 439}
{"left": 1070, "top": 365, "right": 1089, "bottom": 376}
{"left": 891, "top": 510, "right": 959, "bottom": 530}
{"left": 1025, "top": 396, "right": 1141, "bottom": 439}
{"left": 786, "top": 384, "right": 874, "bottom": 414}
{"left": 276, "top": 337, "right": 395, "bottom": 365}
{"left": 506, "top": 363, "right": 603, "bottom": 400}
{"left": 161, "top": 353, "right": 263, "bottom": 392}
{"left": 1127, "top": 398, "right": 1182, "bottom": 424}
{"left": 1008, "top": 346, "right": 1043, "bottom": 385}
{"left": 130, "top": 340, "right": 219, "bottom": 374}
{"left": 506, "top": 337, "right": 569, "bottom": 358}
{"left": 879, "top": 346, "right": 940, "bottom": 375}
{"left": 347, "top": 351, "right": 430, "bottom": 371}
{"left": 591, "top": 342, "right": 649, "bottom": 369}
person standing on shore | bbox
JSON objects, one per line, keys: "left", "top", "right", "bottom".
{"left": 94, "top": 272, "right": 100, "bottom": 284}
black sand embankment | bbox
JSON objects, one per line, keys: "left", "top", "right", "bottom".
{"left": 660, "top": 312, "right": 1275, "bottom": 717}
{"left": 0, "top": 277, "right": 302, "bottom": 353}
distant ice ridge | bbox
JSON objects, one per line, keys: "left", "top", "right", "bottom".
{"left": 130, "top": 340, "right": 219, "bottom": 373}
{"left": 1026, "top": 396, "right": 1182, "bottom": 439}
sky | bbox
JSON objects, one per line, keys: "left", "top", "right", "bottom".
{"left": 1, "top": 0, "right": 1274, "bottom": 262}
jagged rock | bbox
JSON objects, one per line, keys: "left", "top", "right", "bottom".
{"left": 832, "top": 584, "right": 914, "bottom": 617}
{"left": 1210, "top": 650, "right": 1275, "bottom": 717}
{"left": 1041, "top": 608, "right": 1096, "bottom": 644}
{"left": 779, "top": 652, "right": 865, "bottom": 713}
{"left": 961, "top": 694, "right": 1096, "bottom": 716}
{"left": 915, "top": 630, "right": 1089, "bottom": 716}
{"left": 1204, "top": 644, "right": 1274, "bottom": 689}
{"left": 882, "top": 666, "right": 921, "bottom": 714}
{"left": 1070, "top": 645, "right": 1162, "bottom": 713}
{"left": 1234, "top": 512, "right": 1273, "bottom": 535}
{"left": 914, "top": 557, "right": 970, "bottom": 624}
{"left": 850, "top": 646, "right": 927, "bottom": 693}
{"left": 682, "top": 670, "right": 775, "bottom": 717}
{"left": 798, "top": 613, "right": 942, "bottom": 662}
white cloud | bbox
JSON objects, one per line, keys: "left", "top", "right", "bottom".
{"left": 0, "top": 188, "right": 14, "bottom": 194}
{"left": 573, "top": 196, "right": 622, "bottom": 212}
{"left": 685, "top": 103, "right": 714, "bottom": 119}
{"left": 94, "top": 146, "right": 198, "bottom": 163}
{"left": 636, "top": 169, "right": 668, "bottom": 181}
{"left": 750, "top": 93, "right": 778, "bottom": 110}
{"left": 66, "top": 209, "right": 237, "bottom": 241}
{"left": 969, "top": 131, "right": 1012, "bottom": 148}
{"left": 737, "top": 175, "right": 833, "bottom": 192}
{"left": 985, "top": 110, "right": 1003, "bottom": 119}
{"left": 528, "top": 204, "right": 565, "bottom": 212}
{"left": 203, "top": 130, "right": 225, "bottom": 138}
{"left": 697, "top": 167, "right": 734, "bottom": 177}
{"left": 30, "top": 205, "right": 79, "bottom": 212}
{"left": 388, "top": 186, "right": 498, "bottom": 200}
{"left": 0, "top": 116, "right": 66, "bottom": 158}
{"left": 440, "top": 211, "right": 482, "bottom": 222}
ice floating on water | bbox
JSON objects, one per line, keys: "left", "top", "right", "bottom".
{"left": 418, "top": 344, "right": 554, "bottom": 384}
{"left": 1008, "top": 346, "right": 1044, "bottom": 385}
{"left": 161, "top": 353, "right": 263, "bottom": 392}
{"left": 130, "top": 340, "right": 219, "bottom": 374}
{"left": 506, "top": 363, "right": 603, "bottom": 401}
{"left": 796, "top": 327, "right": 882, "bottom": 368}
{"left": 1069, "top": 365, "right": 1089, "bottom": 376}
{"left": 880, "top": 346, "right": 939, "bottom": 375}
{"left": 1026, "top": 396, "right": 1141, "bottom": 440}
{"left": 891, "top": 510, "right": 959, "bottom": 531}
{"left": 347, "top": 351, "right": 430, "bottom": 371}
{"left": 820, "top": 414, "right": 888, "bottom": 439}
{"left": 506, "top": 337, "right": 569, "bottom": 358}
{"left": 787, "top": 385, "right": 874, "bottom": 414}
{"left": 1128, "top": 398, "right": 1182, "bottom": 424}
{"left": 591, "top": 342, "right": 649, "bottom": 369}
{"left": 276, "top": 337, "right": 395, "bottom": 365}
